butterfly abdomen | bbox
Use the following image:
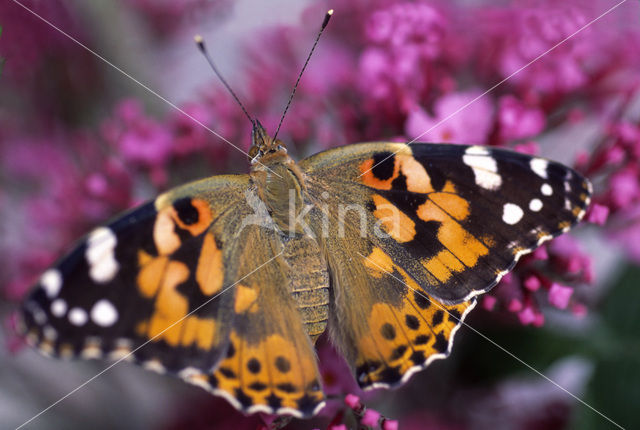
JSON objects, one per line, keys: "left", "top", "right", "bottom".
{"left": 282, "top": 235, "right": 330, "bottom": 343}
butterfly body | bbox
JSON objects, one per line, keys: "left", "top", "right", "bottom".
{"left": 20, "top": 121, "right": 591, "bottom": 417}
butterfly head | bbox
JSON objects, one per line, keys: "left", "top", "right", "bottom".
{"left": 248, "top": 119, "right": 288, "bottom": 164}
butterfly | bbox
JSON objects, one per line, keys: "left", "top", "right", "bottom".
{"left": 19, "top": 117, "right": 591, "bottom": 418}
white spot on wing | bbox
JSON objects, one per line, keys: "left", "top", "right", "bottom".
{"left": 41, "top": 269, "right": 62, "bottom": 298}
{"left": 530, "top": 158, "right": 548, "bottom": 179}
{"left": 86, "top": 227, "right": 119, "bottom": 284}
{"left": 541, "top": 183, "right": 553, "bottom": 196}
{"left": 68, "top": 308, "right": 88, "bottom": 326}
{"left": 50, "top": 299, "right": 67, "bottom": 317}
{"left": 462, "top": 146, "right": 502, "bottom": 190}
{"left": 502, "top": 203, "right": 524, "bottom": 225}
{"left": 529, "top": 199, "right": 543, "bottom": 212}
{"left": 91, "top": 299, "right": 118, "bottom": 327}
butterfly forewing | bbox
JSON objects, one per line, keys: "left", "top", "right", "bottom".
{"left": 301, "top": 142, "right": 591, "bottom": 303}
{"left": 20, "top": 175, "right": 249, "bottom": 372}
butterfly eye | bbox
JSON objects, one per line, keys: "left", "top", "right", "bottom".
{"left": 248, "top": 146, "right": 260, "bottom": 161}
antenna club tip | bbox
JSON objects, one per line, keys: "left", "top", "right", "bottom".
{"left": 194, "top": 35, "right": 205, "bottom": 49}
{"left": 322, "top": 9, "right": 333, "bottom": 28}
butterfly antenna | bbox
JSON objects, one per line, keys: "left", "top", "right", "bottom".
{"left": 272, "top": 9, "right": 333, "bottom": 141}
{"left": 195, "top": 35, "right": 253, "bottom": 123}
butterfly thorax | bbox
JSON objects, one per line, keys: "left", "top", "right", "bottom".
{"left": 249, "top": 121, "right": 308, "bottom": 235}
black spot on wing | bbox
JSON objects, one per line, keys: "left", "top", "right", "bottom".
{"left": 431, "top": 310, "right": 444, "bottom": 326}
{"left": 296, "top": 393, "right": 323, "bottom": 417}
{"left": 433, "top": 332, "right": 448, "bottom": 354}
{"left": 218, "top": 367, "right": 236, "bottom": 379}
{"left": 390, "top": 345, "right": 407, "bottom": 361}
{"left": 414, "top": 291, "right": 430, "bottom": 309}
{"left": 248, "top": 382, "right": 268, "bottom": 391}
{"left": 276, "top": 383, "right": 296, "bottom": 393}
{"left": 275, "top": 356, "right": 291, "bottom": 373}
{"left": 405, "top": 314, "right": 420, "bottom": 330}
{"left": 380, "top": 323, "right": 396, "bottom": 340}
{"left": 414, "top": 334, "right": 430, "bottom": 345}
{"left": 235, "top": 388, "right": 253, "bottom": 409}
{"left": 247, "top": 358, "right": 261, "bottom": 374}
{"left": 371, "top": 152, "right": 396, "bottom": 180}
{"left": 173, "top": 197, "right": 199, "bottom": 225}
{"left": 378, "top": 366, "right": 403, "bottom": 386}
{"left": 410, "top": 350, "right": 425, "bottom": 365}
{"left": 267, "top": 393, "right": 282, "bottom": 410}
{"left": 448, "top": 308, "right": 462, "bottom": 322}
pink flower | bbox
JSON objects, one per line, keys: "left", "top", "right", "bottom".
{"left": 117, "top": 119, "right": 173, "bottom": 167}
{"left": 585, "top": 203, "right": 609, "bottom": 226}
{"left": 383, "top": 420, "right": 399, "bottom": 430}
{"left": 405, "top": 91, "right": 494, "bottom": 143}
{"left": 524, "top": 275, "right": 541, "bottom": 291}
{"left": 508, "top": 298, "right": 524, "bottom": 313}
{"left": 609, "top": 168, "right": 639, "bottom": 209}
{"left": 518, "top": 306, "right": 537, "bottom": 325}
{"left": 497, "top": 95, "right": 545, "bottom": 141}
{"left": 483, "top": 295, "right": 497, "bottom": 311}
{"left": 362, "top": 409, "right": 381, "bottom": 427}
{"left": 477, "top": 1, "right": 592, "bottom": 95}
{"left": 344, "top": 393, "right": 361, "bottom": 410}
{"left": 170, "top": 103, "right": 214, "bottom": 157}
{"left": 548, "top": 283, "right": 573, "bottom": 309}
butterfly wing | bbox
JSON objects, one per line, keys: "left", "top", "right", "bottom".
{"left": 300, "top": 142, "right": 591, "bottom": 388}
{"left": 20, "top": 175, "right": 247, "bottom": 371}
{"left": 20, "top": 174, "right": 324, "bottom": 417}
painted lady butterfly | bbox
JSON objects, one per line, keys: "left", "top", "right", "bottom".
{"left": 19, "top": 11, "right": 591, "bottom": 420}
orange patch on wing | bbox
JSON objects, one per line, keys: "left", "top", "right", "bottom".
{"left": 181, "top": 316, "right": 216, "bottom": 350}
{"left": 355, "top": 262, "right": 474, "bottom": 387}
{"left": 417, "top": 190, "right": 489, "bottom": 269}
{"left": 138, "top": 249, "right": 153, "bottom": 266}
{"left": 422, "top": 249, "right": 465, "bottom": 283}
{"left": 372, "top": 194, "right": 416, "bottom": 242}
{"left": 137, "top": 255, "right": 169, "bottom": 298}
{"left": 399, "top": 156, "right": 433, "bottom": 194}
{"left": 147, "top": 260, "right": 190, "bottom": 346}
{"left": 196, "top": 233, "right": 224, "bottom": 296}
{"left": 363, "top": 247, "right": 394, "bottom": 278}
{"left": 360, "top": 154, "right": 436, "bottom": 194}
{"left": 154, "top": 210, "right": 181, "bottom": 255}
{"left": 428, "top": 192, "right": 470, "bottom": 221}
{"left": 213, "top": 331, "right": 323, "bottom": 412}
{"left": 171, "top": 198, "right": 214, "bottom": 236}
{"left": 359, "top": 158, "right": 399, "bottom": 190}
{"left": 234, "top": 285, "right": 257, "bottom": 313}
